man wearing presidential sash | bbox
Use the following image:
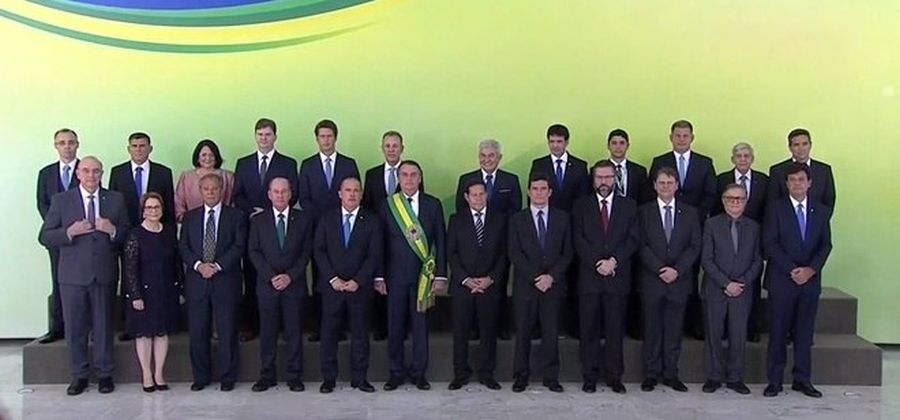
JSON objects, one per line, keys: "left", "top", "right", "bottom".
{"left": 375, "top": 160, "right": 448, "bottom": 391}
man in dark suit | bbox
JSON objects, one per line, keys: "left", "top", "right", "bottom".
{"left": 713, "top": 142, "right": 769, "bottom": 342}
{"left": 179, "top": 173, "right": 247, "bottom": 392}
{"left": 649, "top": 120, "right": 716, "bottom": 340}
{"left": 314, "top": 177, "right": 382, "bottom": 394}
{"left": 247, "top": 178, "right": 314, "bottom": 393}
{"left": 763, "top": 163, "right": 832, "bottom": 399}
{"left": 573, "top": 160, "right": 640, "bottom": 394}
{"left": 35, "top": 128, "right": 80, "bottom": 344}
{"left": 108, "top": 132, "right": 175, "bottom": 226}
{"left": 508, "top": 173, "right": 573, "bottom": 393}
{"left": 701, "top": 184, "right": 762, "bottom": 395}
{"left": 233, "top": 118, "right": 299, "bottom": 341}
{"left": 39, "top": 156, "right": 130, "bottom": 396}
{"left": 454, "top": 139, "right": 521, "bottom": 340}
{"left": 448, "top": 179, "right": 507, "bottom": 391}
{"left": 376, "top": 160, "right": 447, "bottom": 391}
{"left": 638, "top": 166, "right": 702, "bottom": 393}
{"left": 766, "top": 128, "right": 836, "bottom": 209}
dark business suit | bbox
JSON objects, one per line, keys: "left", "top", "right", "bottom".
{"left": 701, "top": 214, "right": 762, "bottom": 383}
{"left": 508, "top": 207, "right": 573, "bottom": 382}
{"left": 179, "top": 205, "right": 247, "bottom": 385}
{"left": 614, "top": 160, "right": 650, "bottom": 204}
{"left": 361, "top": 163, "right": 397, "bottom": 339}
{"left": 380, "top": 193, "right": 447, "bottom": 380}
{"left": 247, "top": 208, "right": 313, "bottom": 384}
{"left": 107, "top": 161, "right": 175, "bottom": 225}
{"left": 36, "top": 160, "right": 80, "bottom": 336}
{"left": 314, "top": 207, "right": 383, "bottom": 383}
{"left": 637, "top": 200, "right": 701, "bottom": 380}
{"left": 767, "top": 159, "right": 836, "bottom": 209}
{"left": 572, "top": 194, "right": 639, "bottom": 383}
{"left": 764, "top": 197, "right": 832, "bottom": 386}
{"left": 38, "top": 187, "right": 129, "bottom": 380}
{"left": 448, "top": 208, "right": 508, "bottom": 381}
{"left": 233, "top": 150, "right": 299, "bottom": 335}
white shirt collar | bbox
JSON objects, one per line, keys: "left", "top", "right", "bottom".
{"left": 674, "top": 149, "right": 692, "bottom": 161}
{"left": 79, "top": 185, "right": 99, "bottom": 199}
{"left": 550, "top": 151, "right": 569, "bottom": 164}
{"left": 530, "top": 204, "right": 548, "bottom": 216}
{"left": 470, "top": 207, "right": 487, "bottom": 217}
{"left": 657, "top": 197, "right": 676, "bottom": 210}
{"left": 342, "top": 206, "right": 359, "bottom": 217}
{"left": 610, "top": 157, "right": 628, "bottom": 167}
{"left": 481, "top": 168, "right": 497, "bottom": 179}
{"left": 384, "top": 161, "right": 400, "bottom": 171}
{"left": 319, "top": 151, "right": 336, "bottom": 163}
{"left": 734, "top": 168, "right": 752, "bottom": 180}
{"left": 597, "top": 192, "right": 614, "bottom": 206}
{"left": 273, "top": 206, "right": 289, "bottom": 219}
{"left": 130, "top": 160, "right": 150, "bottom": 173}
{"left": 257, "top": 149, "right": 275, "bottom": 162}
{"left": 789, "top": 196, "right": 808, "bottom": 210}
{"left": 204, "top": 202, "right": 223, "bottom": 214}
{"left": 59, "top": 160, "right": 76, "bottom": 171}
{"left": 403, "top": 190, "right": 420, "bottom": 202}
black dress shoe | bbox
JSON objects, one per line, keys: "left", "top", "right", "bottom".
{"left": 413, "top": 377, "right": 431, "bottom": 390}
{"left": 67, "top": 378, "right": 88, "bottom": 396}
{"left": 352, "top": 380, "right": 375, "bottom": 393}
{"left": 118, "top": 332, "right": 134, "bottom": 341}
{"left": 142, "top": 383, "right": 156, "bottom": 393}
{"left": 308, "top": 333, "right": 321, "bottom": 342}
{"left": 154, "top": 383, "right": 169, "bottom": 391}
{"left": 702, "top": 380, "right": 721, "bottom": 393}
{"left": 497, "top": 330, "right": 511, "bottom": 341}
{"left": 479, "top": 377, "right": 501, "bottom": 390}
{"left": 98, "top": 377, "right": 115, "bottom": 394}
{"left": 662, "top": 378, "right": 688, "bottom": 392}
{"left": 582, "top": 381, "right": 597, "bottom": 393}
{"left": 320, "top": 380, "right": 335, "bottom": 394}
{"left": 373, "top": 331, "right": 387, "bottom": 341}
{"left": 337, "top": 331, "right": 348, "bottom": 342}
{"left": 747, "top": 331, "right": 761, "bottom": 343}
{"left": 726, "top": 381, "right": 751, "bottom": 395}
{"left": 288, "top": 379, "right": 305, "bottom": 392}
{"left": 606, "top": 380, "right": 626, "bottom": 394}
{"left": 791, "top": 382, "right": 822, "bottom": 398}
{"left": 190, "top": 382, "right": 208, "bottom": 391}
{"left": 383, "top": 376, "right": 404, "bottom": 391}
{"left": 512, "top": 379, "right": 528, "bottom": 393}
{"left": 448, "top": 378, "right": 469, "bottom": 390}
{"left": 763, "top": 384, "right": 782, "bottom": 397}
{"left": 543, "top": 380, "right": 563, "bottom": 393}
{"left": 692, "top": 329, "right": 705, "bottom": 341}
{"left": 252, "top": 380, "right": 274, "bottom": 392}
{"left": 640, "top": 378, "right": 657, "bottom": 392}
{"left": 220, "top": 382, "right": 235, "bottom": 392}
{"left": 37, "top": 331, "right": 63, "bottom": 344}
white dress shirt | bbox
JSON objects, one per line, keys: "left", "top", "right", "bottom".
{"left": 383, "top": 162, "right": 399, "bottom": 193}
{"left": 257, "top": 150, "right": 275, "bottom": 173}
{"left": 734, "top": 168, "right": 752, "bottom": 197}
{"left": 273, "top": 207, "right": 289, "bottom": 231}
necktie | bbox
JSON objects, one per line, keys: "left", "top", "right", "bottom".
{"left": 474, "top": 211, "right": 485, "bottom": 246}
{"left": 555, "top": 159, "right": 564, "bottom": 186}
{"left": 614, "top": 164, "right": 625, "bottom": 197}
{"left": 407, "top": 197, "right": 416, "bottom": 216}
{"left": 796, "top": 204, "right": 806, "bottom": 241}
{"left": 730, "top": 220, "right": 739, "bottom": 253}
{"left": 342, "top": 213, "right": 353, "bottom": 247}
{"left": 259, "top": 155, "right": 268, "bottom": 186}
{"left": 677, "top": 155, "right": 687, "bottom": 187}
{"left": 87, "top": 194, "right": 96, "bottom": 227}
{"left": 62, "top": 165, "right": 71, "bottom": 191}
{"left": 537, "top": 210, "right": 547, "bottom": 249}
{"left": 485, "top": 174, "right": 494, "bottom": 202}
{"left": 134, "top": 166, "right": 144, "bottom": 202}
{"left": 203, "top": 209, "right": 216, "bottom": 262}
{"left": 663, "top": 205, "right": 673, "bottom": 243}
{"left": 276, "top": 213, "right": 286, "bottom": 249}
{"left": 739, "top": 175, "right": 749, "bottom": 196}
{"left": 387, "top": 167, "right": 397, "bottom": 194}
{"left": 600, "top": 199, "right": 609, "bottom": 233}
{"left": 324, "top": 157, "right": 334, "bottom": 188}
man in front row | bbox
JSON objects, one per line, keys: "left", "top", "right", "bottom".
{"left": 315, "top": 177, "right": 382, "bottom": 393}
{"left": 448, "top": 180, "right": 507, "bottom": 391}
{"left": 179, "top": 174, "right": 247, "bottom": 392}
{"left": 764, "top": 163, "right": 832, "bottom": 398}
{"left": 508, "top": 173, "right": 573, "bottom": 393}
{"left": 247, "top": 177, "right": 314, "bottom": 393}
{"left": 701, "top": 184, "right": 762, "bottom": 395}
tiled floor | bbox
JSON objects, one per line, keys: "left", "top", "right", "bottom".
{"left": 0, "top": 340, "right": 896, "bottom": 420}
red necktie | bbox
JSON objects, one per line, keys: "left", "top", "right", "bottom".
{"left": 600, "top": 199, "right": 609, "bottom": 233}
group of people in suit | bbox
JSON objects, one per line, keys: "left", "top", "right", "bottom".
{"left": 36, "top": 118, "right": 834, "bottom": 399}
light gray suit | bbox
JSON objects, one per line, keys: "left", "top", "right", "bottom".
{"left": 39, "top": 187, "right": 130, "bottom": 380}
{"left": 701, "top": 213, "right": 762, "bottom": 383}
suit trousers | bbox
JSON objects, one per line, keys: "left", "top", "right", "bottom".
{"left": 513, "top": 294, "right": 561, "bottom": 381}
{"left": 46, "top": 248, "right": 65, "bottom": 334}
{"left": 241, "top": 258, "right": 259, "bottom": 334}
{"left": 642, "top": 291, "right": 687, "bottom": 380}
{"left": 767, "top": 286, "right": 819, "bottom": 385}
{"left": 387, "top": 282, "right": 429, "bottom": 379}
{"left": 703, "top": 291, "right": 751, "bottom": 382}
{"left": 579, "top": 292, "right": 627, "bottom": 381}
{"left": 452, "top": 287, "right": 500, "bottom": 380}
{"left": 60, "top": 282, "right": 116, "bottom": 379}
{"left": 188, "top": 293, "right": 239, "bottom": 384}
{"left": 321, "top": 288, "right": 371, "bottom": 382}
{"left": 258, "top": 293, "right": 304, "bottom": 382}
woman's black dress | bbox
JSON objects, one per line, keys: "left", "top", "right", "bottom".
{"left": 124, "top": 224, "right": 182, "bottom": 337}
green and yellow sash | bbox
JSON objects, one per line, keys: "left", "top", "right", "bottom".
{"left": 387, "top": 193, "right": 437, "bottom": 312}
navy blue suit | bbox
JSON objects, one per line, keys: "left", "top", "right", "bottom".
{"left": 767, "top": 159, "right": 836, "bottom": 209}
{"left": 297, "top": 153, "right": 360, "bottom": 219}
{"left": 454, "top": 169, "right": 522, "bottom": 216}
{"left": 528, "top": 154, "right": 591, "bottom": 212}
{"left": 764, "top": 197, "right": 832, "bottom": 385}
{"left": 107, "top": 161, "right": 175, "bottom": 225}
{"left": 649, "top": 151, "right": 718, "bottom": 219}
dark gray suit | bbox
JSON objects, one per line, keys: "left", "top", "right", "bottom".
{"left": 701, "top": 214, "right": 762, "bottom": 383}
{"left": 38, "top": 187, "right": 130, "bottom": 380}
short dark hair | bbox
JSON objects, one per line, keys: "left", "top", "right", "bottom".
{"left": 653, "top": 166, "right": 680, "bottom": 183}
{"left": 398, "top": 159, "right": 423, "bottom": 175}
{"left": 784, "top": 162, "right": 811, "bottom": 181}
{"left": 382, "top": 130, "right": 403, "bottom": 143}
{"left": 607, "top": 128, "right": 629, "bottom": 143}
{"left": 191, "top": 139, "right": 224, "bottom": 169}
{"left": 670, "top": 120, "right": 694, "bottom": 133}
{"left": 464, "top": 179, "right": 486, "bottom": 195}
{"left": 315, "top": 119, "right": 338, "bottom": 137}
{"left": 787, "top": 128, "right": 811, "bottom": 144}
{"left": 255, "top": 118, "right": 277, "bottom": 134}
{"left": 54, "top": 128, "right": 77, "bottom": 139}
{"left": 128, "top": 132, "right": 151, "bottom": 145}
{"left": 528, "top": 172, "right": 553, "bottom": 188}
{"left": 546, "top": 124, "right": 570, "bottom": 140}
{"left": 590, "top": 159, "right": 616, "bottom": 175}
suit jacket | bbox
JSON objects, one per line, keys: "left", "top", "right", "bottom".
{"left": 38, "top": 188, "right": 130, "bottom": 286}
{"left": 617, "top": 160, "right": 650, "bottom": 204}
{"left": 233, "top": 151, "right": 299, "bottom": 215}
{"left": 380, "top": 193, "right": 447, "bottom": 286}
{"left": 528, "top": 154, "right": 591, "bottom": 212}
{"left": 108, "top": 161, "right": 175, "bottom": 225}
{"left": 447, "top": 208, "right": 508, "bottom": 296}
{"left": 713, "top": 169, "right": 768, "bottom": 222}
{"left": 361, "top": 163, "right": 427, "bottom": 218}
{"left": 247, "top": 208, "right": 314, "bottom": 298}
{"left": 507, "top": 207, "right": 573, "bottom": 300}
{"left": 313, "top": 207, "right": 383, "bottom": 291}
{"left": 649, "top": 151, "right": 717, "bottom": 219}
{"left": 37, "top": 159, "right": 80, "bottom": 220}
{"left": 763, "top": 197, "right": 832, "bottom": 295}
{"left": 298, "top": 152, "right": 360, "bottom": 219}
{"left": 701, "top": 214, "right": 763, "bottom": 301}
{"left": 766, "top": 159, "right": 836, "bottom": 209}
{"left": 636, "top": 201, "right": 702, "bottom": 297}
{"left": 572, "top": 194, "right": 640, "bottom": 296}
{"left": 454, "top": 169, "right": 522, "bottom": 217}
{"left": 179, "top": 205, "right": 247, "bottom": 300}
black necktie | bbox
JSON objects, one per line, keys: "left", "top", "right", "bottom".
{"left": 203, "top": 209, "right": 216, "bottom": 262}
{"left": 474, "top": 211, "right": 485, "bottom": 246}
{"left": 537, "top": 210, "right": 547, "bottom": 249}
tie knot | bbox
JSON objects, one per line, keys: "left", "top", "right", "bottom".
{"left": 664, "top": 205, "right": 672, "bottom": 211}
{"left": 475, "top": 211, "right": 483, "bottom": 218}
{"left": 64, "top": 165, "right": 71, "bottom": 172}
{"left": 261, "top": 155, "right": 268, "bottom": 162}
{"left": 208, "top": 209, "right": 215, "bottom": 216}
{"left": 345, "top": 213, "right": 353, "bottom": 220}
{"left": 88, "top": 194, "right": 95, "bottom": 200}
{"left": 601, "top": 199, "right": 608, "bottom": 206}
{"left": 326, "top": 157, "right": 332, "bottom": 163}
{"left": 740, "top": 175, "right": 747, "bottom": 181}
{"left": 407, "top": 197, "right": 413, "bottom": 204}
{"left": 135, "top": 166, "right": 143, "bottom": 172}
{"left": 278, "top": 213, "right": 285, "bottom": 220}
{"left": 797, "top": 204, "right": 804, "bottom": 211}
{"left": 556, "top": 159, "right": 563, "bottom": 165}
{"left": 538, "top": 209, "right": 544, "bottom": 217}
{"left": 485, "top": 174, "right": 493, "bottom": 181}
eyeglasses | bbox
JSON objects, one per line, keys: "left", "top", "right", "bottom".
{"left": 722, "top": 196, "right": 747, "bottom": 202}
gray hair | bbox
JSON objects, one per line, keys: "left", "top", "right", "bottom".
{"left": 731, "top": 142, "right": 755, "bottom": 157}
{"left": 478, "top": 139, "right": 502, "bottom": 154}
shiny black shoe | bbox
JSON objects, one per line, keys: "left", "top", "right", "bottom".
{"left": 252, "top": 380, "right": 275, "bottom": 392}
{"left": 288, "top": 379, "right": 305, "bottom": 392}
{"left": 582, "top": 381, "right": 596, "bottom": 393}
{"left": 763, "top": 384, "right": 782, "bottom": 397}
{"left": 662, "top": 378, "right": 688, "bottom": 392}
{"left": 220, "top": 382, "right": 235, "bottom": 392}
{"left": 98, "top": 377, "right": 115, "bottom": 394}
{"left": 190, "top": 382, "right": 208, "bottom": 391}
{"left": 413, "top": 377, "right": 431, "bottom": 390}
{"left": 37, "top": 331, "right": 63, "bottom": 344}
{"left": 383, "top": 376, "right": 404, "bottom": 391}
{"left": 448, "top": 377, "right": 469, "bottom": 390}
{"left": 726, "top": 381, "right": 751, "bottom": 395}
{"left": 791, "top": 382, "right": 823, "bottom": 398}
{"left": 702, "top": 380, "right": 721, "bottom": 393}
{"left": 606, "top": 379, "right": 626, "bottom": 394}
{"left": 320, "top": 380, "right": 335, "bottom": 394}
{"left": 640, "top": 378, "right": 657, "bottom": 392}
{"left": 66, "top": 378, "right": 88, "bottom": 396}
{"left": 479, "top": 377, "right": 501, "bottom": 390}
{"left": 512, "top": 379, "right": 528, "bottom": 393}
{"left": 542, "top": 380, "right": 563, "bottom": 393}
{"left": 352, "top": 380, "right": 375, "bottom": 393}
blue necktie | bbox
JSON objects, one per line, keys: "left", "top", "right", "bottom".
{"left": 485, "top": 174, "right": 494, "bottom": 201}
{"left": 259, "top": 155, "right": 268, "bottom": 187}
{"left": 796, "top": 204, "right": 806, "bottom": 241}
{"left": 387, "top": 167, "right": 397, "bottom": 194}
{"left": 134, "top": 166, "right": 144, "bottom": 202}
{"left": 325, "top": 157, "right": 334, "bottom": 188}
{"left": 664, "top": 205, "right": 673, "bottom": 243}
{"left": 537, "top": 210, "right": 547, "bottom": 249}
{"left": 342, "top": 213, "right": 352, "bottom": 247}
{"left": 555, "top": 159, "right": 564, "bottom": 187}
{"left": 677, "top": 155, "right": 687, "bottom": 187}
{"left": 61, "top": 165, "right": 71, "bottom": 191}
{"left": 276, "top": 214, "right": 286, "bottom": 249}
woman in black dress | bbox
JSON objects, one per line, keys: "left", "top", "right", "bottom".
{"left": 124, "top": 192, "right": 182, "bottom": 392}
